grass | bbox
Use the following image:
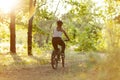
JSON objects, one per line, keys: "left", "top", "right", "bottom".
{"left": 0, "top": 53, "right": 49, "bottom": 71}
{"left": 0, "top": 50, "right": 117, "bottom": 80}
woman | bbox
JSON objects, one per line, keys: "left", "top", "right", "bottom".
{"left": 52, "top": 20, "right": 70, "bottom": 58}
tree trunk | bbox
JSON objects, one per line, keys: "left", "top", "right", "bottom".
{"left": 28, "top": 0, "right": 36, "bottom": 56}
{"left": 10, "top": 11, "right": 16, "bottom": 54}
{"left": 28, "top": 16, "right": 33, "bottom": 55}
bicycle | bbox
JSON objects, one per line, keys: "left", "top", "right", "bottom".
{"left": 51, "top": 47, "right": 65, "bottom": 69}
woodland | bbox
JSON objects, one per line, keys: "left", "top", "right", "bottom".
{"left": 0, "top": 0, "right": 120, "bottom": 80}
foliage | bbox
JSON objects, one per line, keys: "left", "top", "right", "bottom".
{"left": 62, "top": 0, "right": 104, "bottom": 51}
{"left": 0, "top": 0, "right": 119, "bottom": 53}
{"left": 97, "top": 0, "right": 120, "bottom": 79}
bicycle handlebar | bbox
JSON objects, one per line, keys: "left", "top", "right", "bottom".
{"left": 64, "top": 39, "right": 70, "bottom": 42}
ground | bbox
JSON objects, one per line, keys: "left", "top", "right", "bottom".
{"left": 0, "top": 51, "right": 105, "bottom": 80}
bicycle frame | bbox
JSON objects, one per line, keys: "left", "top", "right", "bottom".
{"left": 51, "top": 48, "right": 65, "bottom": 69}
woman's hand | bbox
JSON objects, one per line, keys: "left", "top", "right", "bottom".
{"left": 64, "top": 38, "right": 70, "bottom": 41}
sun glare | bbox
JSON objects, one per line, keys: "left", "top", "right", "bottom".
{"left": 0, "top": 0, "right": 18, "bottom": 13}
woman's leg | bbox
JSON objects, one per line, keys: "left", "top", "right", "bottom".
{"left": 52, "top": 38, "right": 58, "bottom": 51}
{"left": 58, "top": 39, "right": 65, "bottom": 54}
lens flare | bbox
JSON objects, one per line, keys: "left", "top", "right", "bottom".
{"left": 0, "top": 0, "right": 18, "bottom": 13}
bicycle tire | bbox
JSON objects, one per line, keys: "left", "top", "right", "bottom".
{"left": 61, "top": 54, "right": 65, "bottom": 67}
{"left": 51, "top": 51, "right": 58, "bottom": 69}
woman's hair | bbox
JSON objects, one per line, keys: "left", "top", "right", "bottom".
{"left": 57, "top": 20, "right": 63, "bottom": 25}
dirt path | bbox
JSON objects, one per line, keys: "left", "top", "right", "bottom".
{"left": 0, "top": 63, "right": 85, "bottom": 80}
{"left": 0, "top": 65, "right": 69, "bottom": 80}
{"left": 0, "top": 52, "right": 104, "bottom": 80}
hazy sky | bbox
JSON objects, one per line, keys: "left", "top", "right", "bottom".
{"left": 46, "top": 0, "right": 72, "bottom": 18}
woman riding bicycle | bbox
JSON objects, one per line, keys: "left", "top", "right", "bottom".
{"left": 52, "top": 20, "right": 70, "bottom": 59}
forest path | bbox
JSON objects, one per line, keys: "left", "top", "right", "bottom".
{"left": 0, "top": 50, "right": 105, "bottom": 80}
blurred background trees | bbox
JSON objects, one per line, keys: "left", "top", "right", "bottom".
{"left": 0, "top": 0, "right": 119, "bottom": 55}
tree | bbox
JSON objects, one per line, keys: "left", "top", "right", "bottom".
{"left": 28, "top": 0, "right": 36, "bottom": 55}
{"left": 10, "top": 10, "right": 16, "bottom": 54}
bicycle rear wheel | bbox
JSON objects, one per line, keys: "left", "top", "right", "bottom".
{"left": 51, "top": 51, "right": 58, "bottom": 69}
{"left": 61, "top": 53, "right": 65, "bottom": 67}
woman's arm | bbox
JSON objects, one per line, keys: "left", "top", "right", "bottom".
{"left": 62, "top": 29, "right": 70, "bottom": 41}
